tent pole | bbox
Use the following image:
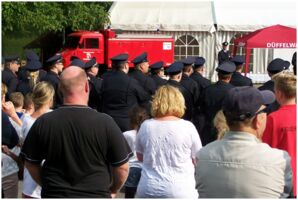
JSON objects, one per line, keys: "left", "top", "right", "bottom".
{"left": 245, "top": 48, "right": 251, "bottom": 76}
{"left": 233, "top": 43, "right": 237, "bottom": 57}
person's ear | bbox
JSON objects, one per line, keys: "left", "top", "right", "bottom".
{"left": 85, "top": 80, "right": 89, "bottom": 93}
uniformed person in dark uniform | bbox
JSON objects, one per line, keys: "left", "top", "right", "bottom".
{"left": 180, "top": 57, "right": 200, "bottom": 122}
{"left": 149, "top": 61, "right": 167, "bottom": 88}
{"left": 83, "top": 57, "right": 102, "bottom": 111}
{"left": 218, "top": 41, "right": 231, "bottom": 65}
{"left": 259, "top": 58, "right": 288, "bottom": 114}
{"left": 230, "top": 55, "right": 253, "bottom": 87}
{"left": 41, "top": 54, "right": 64, "bottom": 108}
{"left": 17, "top": 50, "right": 47, "bottom": 95}
{"left": 189, "top": 57, "right": 212, "bottom": 134}
{"left": 101, "top": 53, "right": 149, "bottom": 132}
{"left": 200, "top": 61, "right": 235, "bottom": 146}
{"left": 2, "top": 55, "right": 21, "bottom": 100}
{"left": 130, "top": 52, "right": 157, "bottom": 96}
{"left": 166, "top": 61, "right": 193, "bottom": 121}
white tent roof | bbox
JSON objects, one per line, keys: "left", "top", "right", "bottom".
{"left": 214, "top": 1, "right": 297, "bottom": 31}
{"left": 108, "top": 1, "right": 216, "bottom": 32}
{"left": 108, "top": 1, "right": 296, "bottom": 32}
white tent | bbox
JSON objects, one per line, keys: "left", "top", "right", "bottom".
{"left": 108, "top": 1, "right": 297, "bottom": 81}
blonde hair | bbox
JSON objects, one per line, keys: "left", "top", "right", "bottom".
{"left": 2, "top": 83, "right": 7, "bottom": 100}
{"left": 9, "top": 92, "right": 24, "bottom": 108}
{"left": 214, "top": 110, "right": 229, "bottom": 140}
{"left": 28, "top": 70, "right": 40, "bottom": 90}
{"left": 32, "top": 81, "right": 55, "bottom": 110}
{"left": 273, "top": 71, "right": 296, "bottom": 99}
{"left": 151, "top": 85, "right": 185, "bottom": 118}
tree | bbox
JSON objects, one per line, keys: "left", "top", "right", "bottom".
{"left": 2, "top": 2, "right": 112, "bottom": 36}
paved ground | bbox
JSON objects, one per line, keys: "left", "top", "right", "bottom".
{"left": 17, "top": 181, "right": 125, "bottom": 198}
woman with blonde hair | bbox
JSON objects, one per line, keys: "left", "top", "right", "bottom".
{"left": 21, "top": 81, "right": 54, "bottom": 198}
{"left": 214, "top": 110, "right": 229, "bottom": 140}
{"left": 135, "top": 85, "right": 202, "bottom": 198}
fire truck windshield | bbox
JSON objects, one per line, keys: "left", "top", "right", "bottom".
{"left": 64, "top": 36, "right": 80, "bottom": 49}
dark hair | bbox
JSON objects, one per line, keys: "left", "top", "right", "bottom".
{"left": 129, "top": 106, "right": 150, "bottom": 131}
{"left": 218, "top": 72, "right": 232, "bottom": 80}
{"left": 112, "top": 62, "right": 126, "bottom": 70}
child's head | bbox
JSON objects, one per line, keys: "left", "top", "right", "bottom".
{"left": 9, "top": 92, "right": 24, "bottom": 110}
{"left": 23, "top": 93, "right": 35, "bottom": 115}
{"left": 273, "top": 71, "right": 296, "bottom": 100}
{"left": 129, "top": 106, "right": 150, "bottom": 131}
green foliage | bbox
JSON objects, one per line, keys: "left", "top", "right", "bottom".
{"left": 2, "top": 2, "right": 112, "bottom": 36}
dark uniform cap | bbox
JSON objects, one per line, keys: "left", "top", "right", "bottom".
{"left": 166, "top": 61, "right": 184, "bottom": 75}
{"left": 24, "top": 60, "right": 42, "bottom": 71}
{"left": 231, "top": 55, "right": 245, "bottom": 65}
{"left": 5, "top": 55, "right": 20, "bottom": 63}
{"left": 46, "top": 54, "right": 63, "bottom": 65}
{"left": 223, "top": 86, "right": 275, "bottom": 121}
{"left": 194, "top": 57, "right": 206, "bottom": 68}
{"left": 216, "top": 61, "right": 236, "bottom": 74}
{"left": 180, "top": 57, "right": 195, "bottom": 66}
{"left": 84, "top": 57, "right": 98, "bottom": 69}
{"left": 110, "top": 53, "right": 129, "bottom": 64}
{"left": 267, "top": 58, "right": 285, "bottom": 73}
{"left": 149, "top": 61, "right": 164, "bottom": 69}
{"left": 222, "top": 41, "right": 229, "bottom": 46}
{"left": 283, "top": 60, "right": 290, "bottom": 70}
{"left": 70, "top": 58, "right": 85, "bottom": 68}
{"left": 132, "top": 52, "right": 148, "bottom": 65}
{"left": 70, "top": 56, "right": 80, "bottom": 61}
{"left": 25, "top": 50, "right": 39, "bottom": 61}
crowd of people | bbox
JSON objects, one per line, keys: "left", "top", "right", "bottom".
{"left": 1, "top": 46, "right": 297, "bottom": 198}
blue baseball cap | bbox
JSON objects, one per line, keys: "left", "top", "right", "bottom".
{"left": 69, "top": 58, "right": 85, "bottom": 68}
{"left": 132, "top": 52, "right": 148, "bottom": 65}
{"left": 194, "top": 57, "right": 206, "bottom": 68}
{"left": 216, "top": 61, "right": 236, "bottom": 74}
{"left": 223, "top": 86, "right": 275, "bottom": 121}
{"left": 111, "top": 53, "right": 129, "bottom": 65}
{"left": 149, "top": 61, "right": 164, "bottom": 70}
{"left": 166, "top": 62, "right": 184, "bottom": 75}
{"left": 25, "top": 50, "right": 39, "bottom": 61}
{"left": 231, "top": 55, "right": 245, "bottom": 65}
{"left": 46, "top": 54, "right": 63, "bottom": 65}
{"left": 24, "top": 60, "right": 42, "bottom": 71}
{"left": 84, "top": 57, "right": 98, "bottom": 69}
{"left": 267, "top": 58, "right": 286, "bottom": 73}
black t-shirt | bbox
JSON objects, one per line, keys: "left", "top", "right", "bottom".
{"left": 21, "top": 105, "right": 132, "bottom": 198}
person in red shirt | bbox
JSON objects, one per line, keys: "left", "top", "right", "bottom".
{"left": 262, "top": 71, "right": 296, "bottom": 197}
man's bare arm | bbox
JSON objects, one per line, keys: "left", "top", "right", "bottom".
{"left": 25, "top": 160, "right": 42, "bottom": 186}
{"left": 110, "top": 162, "right": 129, "bottom": 198}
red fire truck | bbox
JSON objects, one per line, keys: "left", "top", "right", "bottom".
{"left": 60, "top": 29, "right": 174, "bottom": 68}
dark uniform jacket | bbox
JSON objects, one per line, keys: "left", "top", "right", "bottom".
{"left": 41, "top": 71, "right": 62, "bottom": 108}
{"left": 180, "top": 74, "right": 200, "bottom": 120}
{"left": 230, "top": 72, "right": 253, "bottom": 87}
{"left": 88, "top": 74, "right": 102, "bottom": 111}
{"left": 101, "top": 71, "right": 149, "bottom": 131}
{"left": 218, "top": 49, "right": 231, "bottom": 65}
{"left": 190, "top": 72, "right": 211, "bottom": 100}
{"left": 151, "top": 74, "right": 167, "bottom": 89}
{"left": 2, "top": 68, "right": 19, "bottom": 100}
{"left": 167, "top": 79, "right": 193, "bottom": 121}
{"left": 130, "top": 70, "right": 157, "bottom": 95}
{"left": 200, "top": 81, "right": 234, "bottom": 145}
{"left": 258, "top": 80, "right": 280, "bottom": 114}
{"left": 17, "top": 70, "right": 47, "bottom": 96}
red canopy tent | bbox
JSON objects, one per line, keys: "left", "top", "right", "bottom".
{"left": 233, "top": 24, "right": 296, "bottom": 75}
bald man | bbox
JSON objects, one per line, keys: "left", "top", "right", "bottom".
{"left": 21, "top": 66, "right": 131, "bottom": 198}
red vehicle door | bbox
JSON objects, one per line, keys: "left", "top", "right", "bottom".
{"left": 76, "top": 36, "right": 104, "bottom": 63}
